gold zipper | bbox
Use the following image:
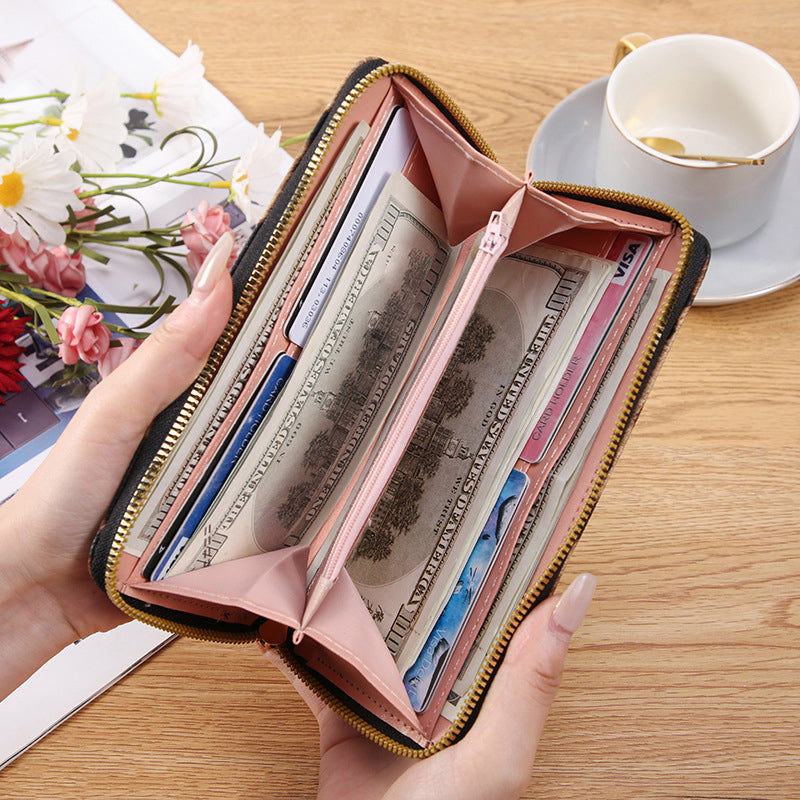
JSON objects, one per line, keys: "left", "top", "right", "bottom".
{"left": 104, "top": 63, "right": 695, "bottom": 754}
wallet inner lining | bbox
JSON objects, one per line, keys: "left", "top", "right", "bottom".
{"left": 114, "top": 72, "right": 684, "bottom": 745}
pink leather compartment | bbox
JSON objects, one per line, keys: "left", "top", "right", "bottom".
{"left": 129, "top": 545, "right": 425, "bottom": 737}
{"left": 392, "top": 77, "right": 674, "bottom": 253}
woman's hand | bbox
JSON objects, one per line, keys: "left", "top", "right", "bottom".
{"left": 0, "top": 234, "right": 235, "bottom": 698}
{"left": 272, "top": 573, "right": 596, "bottom": 800}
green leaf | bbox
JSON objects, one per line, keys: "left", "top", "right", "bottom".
{"left": 0, "top": 271, "right": 32, "bottom": 285}
{"left": 130, "top": 295, "right": 177, "bottom": 329}
{"left": 78, "top": 243, "right": 110, "bottom": 264}
{"left": 141, "top": 248, "right": 166, "bottom": 300}
{"left": 35, "top": 306, "right": 61, "bottom": 345}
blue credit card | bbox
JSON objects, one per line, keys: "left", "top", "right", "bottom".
{"left": 146, "top": 353, "right": 296, "bottom": 580}
{"left": 403, "top": 468, "right": 529, "bottom": 711}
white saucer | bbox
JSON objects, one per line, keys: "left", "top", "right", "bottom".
{"left": 527, "top": 76, "right": 800, "bottom": 306}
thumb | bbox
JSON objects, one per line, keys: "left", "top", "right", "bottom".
{"left": 28, "top": 233, "right": 234, "bottom": 504}
{"left": 89, "top": 231, "right": 235, "bottom": 439}
{"left": 457, "top": 573, "right": 597, "bottom": 799}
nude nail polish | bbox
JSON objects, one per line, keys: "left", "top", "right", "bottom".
{"left": 192, "top": 232, "right": 234, "bottom": 297}
{"left": 551, "top": 573, "right": 597, "bottom": 636}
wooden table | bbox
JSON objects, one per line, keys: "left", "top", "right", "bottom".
{"left": 5, "top": 1, "right": 800, "bottom": 797}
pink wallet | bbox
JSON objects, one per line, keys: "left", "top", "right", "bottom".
{"left": 91, "top": 60, "right": 709, "bottom": 756}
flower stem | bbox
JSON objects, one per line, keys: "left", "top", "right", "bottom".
{"left": 0, "top": 119, "right": 45, "bottom": 131}
{"left": 0, "top": 92, "right": 68, "bottom": 105}
{"left": 77, "top": 165, "right": 236, "bottom": 198}
{"left": 281, "top": 132, "right": 311, "bottom": 147}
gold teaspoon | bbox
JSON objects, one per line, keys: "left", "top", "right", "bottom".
{"left": 639, "top": 136, "right": 765, "bottom": 165}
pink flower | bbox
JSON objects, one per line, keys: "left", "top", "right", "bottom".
{"left": 43, "top": 244, "right": 86, "bottom": 296}
{"left": 57, "top": 305, "right": 111, "bottom": 365}
{"left": 0, "top": 230, "right": 86, "bottom": 297}
{"left": 180, "top": 200, "right": 236, "bottom": 276}
{"left": 0, "top": 229, "right": 32, "bottom": 273}
{"left": 97, "top": 336, "right": 138, "bottom": 379}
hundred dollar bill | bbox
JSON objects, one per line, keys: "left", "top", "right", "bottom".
{"left": 441, "top": 269, "right": 670, "bottom": 723}
{"left": 161, "top": 170, "right": 463, "bottom": 577}
{"left": 122, "top": 121, "right": 370, "bottom": 557}
{"left": 347, "top": 243, "right": 614, "bottom": 671}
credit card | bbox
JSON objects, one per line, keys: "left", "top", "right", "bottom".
{"left": 286, "top": 105, "right": 417, "bottom": 347}
{"left": 402, "top": 469, "right": 528, "bottom": 712}
{"left": 145, "top": 353, "right": 297, "bottom": 580}
{"left": 521, "top": 234, "right": 654, "bottom": 463}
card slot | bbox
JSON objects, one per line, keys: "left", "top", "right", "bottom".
{"left": 142, "top": 352, "right": 298, "bottom": 580}
{"left": 413, "top": 477, "right": 533, "bottom": 733}
{"left": 520, "top": 231, "right": 660, "bottom": 465}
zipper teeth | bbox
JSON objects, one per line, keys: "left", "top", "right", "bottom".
{"left": 272, "top": 642, "right": 434, "bottom": 758}
{"left": 104, "top": 63, "right": 695, "bottom": 753}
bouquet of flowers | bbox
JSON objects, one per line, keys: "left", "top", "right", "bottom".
{"left": 0, "top": 42, "right": 300, "bottom": 403}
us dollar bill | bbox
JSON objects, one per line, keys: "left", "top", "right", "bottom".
{"left": 161, "top": 170, "right": 462, "bottom": 577}
{"left": 441, "top": 269, "right": 670, "bottom": 723}
{"left": 122, "top": 121, "right": 371, "bottom": 558}
{"left": 346, "top": 243, "right": 614, "bottom": 672}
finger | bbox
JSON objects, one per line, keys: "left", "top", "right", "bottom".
{"left": 458, "top": 573, "right": 597, "bottom": 799}
{"left": 79, "top": 232, "right": 234, "bottom": 449}
{"left": 20, "top": 234, "right": 234, "bottom": 520}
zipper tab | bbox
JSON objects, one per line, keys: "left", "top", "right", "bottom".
{"left": 479, "top": 210, "right": 506, "bottom": 255}
{"left": 479, "top": 185, "right": 525, "bottom": 256}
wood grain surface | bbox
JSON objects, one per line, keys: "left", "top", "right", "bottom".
{"left": 3, "top": 1, "right": 799, "bottom": 798}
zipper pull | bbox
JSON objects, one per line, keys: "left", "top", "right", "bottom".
{"left": 479, "top": 211, "right": 507, "bottom": 255}
{"left": 479, "top": 186, "right": 525, "bottom": 256}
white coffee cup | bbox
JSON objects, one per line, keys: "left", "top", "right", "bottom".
{"left": 596, "top": 33, "right": 799, "bottom": 248}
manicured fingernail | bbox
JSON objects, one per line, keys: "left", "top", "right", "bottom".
{"left": 550, "top": 573, "right": 597, "bottom": 638}
{"left": 192, "top": 232, "right": 234, "bottom": 297}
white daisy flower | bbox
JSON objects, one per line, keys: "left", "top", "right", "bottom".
{"left": 230, "top": 124, "right": 287, "bottom": 225}
{"left": 151, "top": 42, "right": 205, "bottom": 126}
{"left": 0, "top": 134, "right": 82, "bottom": 246}
{"left": 53, "top": 71, "right": 127, "bottom": 173}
